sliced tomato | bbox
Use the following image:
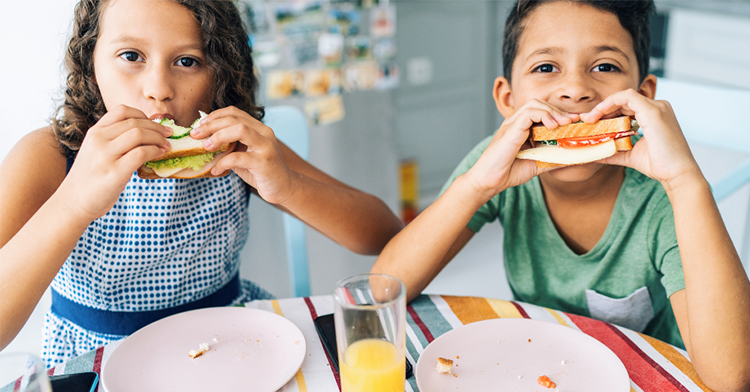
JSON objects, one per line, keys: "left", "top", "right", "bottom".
{"left": 557, "top": 131, "right": 636, "bottom": 148}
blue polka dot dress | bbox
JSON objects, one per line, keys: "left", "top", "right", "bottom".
{"left": 42, "top": 171, "right": 273, "bottom": 367}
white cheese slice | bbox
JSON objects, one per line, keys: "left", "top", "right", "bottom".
{"left": 516, "top": 139, "right": 617, "bottom": 165}
{"left": 152, "top": 165, "right": 188, "bottom": 178}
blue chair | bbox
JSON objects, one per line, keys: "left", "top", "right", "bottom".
{"left": 262, "top": 106, "right": 311, "bottom": 297}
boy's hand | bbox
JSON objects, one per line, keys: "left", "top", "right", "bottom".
{"left": 62, "top": 105, "right": 172, "bottom": 222}
{"left": 464, "top": 99, "right": 578, "bottom": 199}
{"left": 189, "top": 106, "right": 296, "bottom": 205}
{"left": 581, "top": 89, "right": 702, "bottom": 192}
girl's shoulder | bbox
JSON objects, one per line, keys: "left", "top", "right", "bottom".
{"left": 2, "top": 126, "right": 67, "bottom": 187}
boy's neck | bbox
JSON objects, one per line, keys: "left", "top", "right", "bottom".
{"left": 539, "top": 165, "right": 626, "bottom": 202}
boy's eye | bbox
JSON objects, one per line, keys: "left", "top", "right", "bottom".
{"left": 532, "top": 64, "right": 558, "bottom": 73}
{"left": 177, "top": 57, "right": 199, "bottom": 67}
{"left": 120, "top": 52, "right": 142, "bottom": 62}
{"left": 593, "top": 63, "right": 620, "bottom": 73}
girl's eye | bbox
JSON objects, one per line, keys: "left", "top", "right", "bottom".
{"left": 593, "top": 63, "right": 620, "bottom": 73}
{"left": 532, "top": 64, "right": 558, "bottom": 73}
{"left": 177, "top": 57, "right": 198, "bottom": 67}
{"left": 120, "top": 52, "right": 142, "bottom": 62}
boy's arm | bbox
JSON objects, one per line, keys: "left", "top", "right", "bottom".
{"left": 666, "top": 175, "right": 750, "bottom": 392}
{"left": 584, "top": 90, "right": 750, "bottom": 392}
{"left": 372, "top": 99, "right": 578, "bottom": 302}
{"left": 371, "top": 175, "right": 479, "bottom": 303}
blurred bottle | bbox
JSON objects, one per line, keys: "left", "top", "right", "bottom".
{"left": 399, "top": 159, "right": 419, "bottom": 224}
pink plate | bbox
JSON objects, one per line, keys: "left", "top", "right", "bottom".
{"left": 416, "top": 318, "right": 629, "bottom": 392}
{"left": 101, "top": 307, "right": 306, "bottom": 392}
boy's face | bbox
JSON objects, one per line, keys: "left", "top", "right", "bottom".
{"left": 93, "top": 0, "right": 213, "bottom": 127}
{"left": 494, "top": 2, "right": 656, "bottom": 182}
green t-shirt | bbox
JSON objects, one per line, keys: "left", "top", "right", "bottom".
{"left": 441, "top": 136, "right": 686, "bottom": 348}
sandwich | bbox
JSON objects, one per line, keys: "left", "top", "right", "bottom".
{"left": 515, "top": 116, "right": 637, "bottom": 167}
{"left": 137, "top": 111, "right": 236, "bottom": 179}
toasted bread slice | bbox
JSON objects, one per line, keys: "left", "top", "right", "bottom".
{"left": 532, "top": 116, "right": 631, "bottom": 141}
{"left": 156, "top": 137, "right": 232, "bottom": 161}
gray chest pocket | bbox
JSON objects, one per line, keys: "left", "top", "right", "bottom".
{"left": 585, "top": 286, "right": 655, "bottom": 332}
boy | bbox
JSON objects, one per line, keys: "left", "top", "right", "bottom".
{"left": 372, "top": 1, "right": 750, "bottom": 390}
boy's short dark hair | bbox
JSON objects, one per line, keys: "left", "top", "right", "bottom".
{"left": 503, "top": 0, "right": 655, "bottom": 84}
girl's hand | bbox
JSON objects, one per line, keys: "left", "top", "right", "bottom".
{"left": 61, "top": 105, "right": 172, "bottom": 222}
{"left": 580, "top": 89, "right": 701, "bottom": 191}
{"left": 464, "top": 99, "right": 579, "bottom": 199}
{"left": 189, "top": 106, "right": 296, "bottom": 205}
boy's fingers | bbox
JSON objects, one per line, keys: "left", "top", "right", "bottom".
{"left": 597, "top": 150, "right": 632, "bottom": 168}
{"left": 582, "top": 89, "right": 648, "bottom": 122}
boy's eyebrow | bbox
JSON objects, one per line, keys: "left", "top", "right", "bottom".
{"left": 525, "top": 45, "right": 631, "bottom": 62}
{"left": 525, "top": 46, "right": 563, "bottom": 61}
{"left": 595, "top": 45, "right": 630, "bottom": 60}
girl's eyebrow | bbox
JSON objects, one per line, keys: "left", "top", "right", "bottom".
{"left": 109, "top": 35, "right": 203, "bottom": 51}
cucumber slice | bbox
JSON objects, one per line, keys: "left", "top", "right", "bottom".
{"left": 151, "top": 112, "right": 206, "bottom": 139}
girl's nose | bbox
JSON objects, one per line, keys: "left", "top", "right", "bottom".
{"left": 142, "top": 65, "right": 175, "bottom": 102}
{"left": 556, "top": 71, "right": 594, "bottom": 103}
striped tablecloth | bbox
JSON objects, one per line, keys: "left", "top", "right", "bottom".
{"left": 51, "top": 294, "right": 710, "bottom": 392}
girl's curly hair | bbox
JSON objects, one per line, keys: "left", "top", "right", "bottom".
{"left": 52, "top": 0, "right": 264, "bottom": 152}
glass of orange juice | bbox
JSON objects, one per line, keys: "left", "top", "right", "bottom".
{"left": 334, "top": 273, "right": 406, "bottom": 392}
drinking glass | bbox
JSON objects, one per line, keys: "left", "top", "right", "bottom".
{"left": 0, "top": 353, "right": 52, "bottom": 392}
{"left": 333, "top": 273, "right": 406, "bottom": 392}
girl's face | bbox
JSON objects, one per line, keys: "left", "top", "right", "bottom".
{"left": 93, "top": 0, "right": 213, "bottom": 126}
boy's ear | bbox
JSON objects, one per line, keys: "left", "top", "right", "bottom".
{"left": 638, "top": 74, "right": 657, "bottom": 100}
{"left": 493, "top": 76, "right": 516, "bottom": 118}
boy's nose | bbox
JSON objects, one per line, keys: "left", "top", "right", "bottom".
{"left": 142, "top": 65, "right": 175, "bottom": 102}
{"left": 556, "top": 72, "right": 594, "bottom": 103}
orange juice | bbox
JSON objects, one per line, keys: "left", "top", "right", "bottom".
{"left": 340, "top": 339, "right": 405, "bottom": 392}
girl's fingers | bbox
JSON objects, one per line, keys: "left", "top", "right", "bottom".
{"left": 117, "top": 145, "right": 171, "bottom": 173}
{"left": 97, "top": 105, "right": 171, "bottom": 138}
{"left": 109, "top": 126, "right": 172, "bottom": 158}
{"left": 211, "top": 151, "right": 250, "bottom": 175}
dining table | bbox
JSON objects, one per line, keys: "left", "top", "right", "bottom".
{"left": 48, "top": 294, "right": 710, "bottom": 392}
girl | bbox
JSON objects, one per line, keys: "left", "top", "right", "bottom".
{"left": 0, "top": 0, "right": 402, "bottom": 366}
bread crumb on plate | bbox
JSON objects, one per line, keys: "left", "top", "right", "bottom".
{"left": 188, "top": 342, "right": 210, "bottom": 359}
{"left": 436, "top": 357, "right": 454, "bottom": 374}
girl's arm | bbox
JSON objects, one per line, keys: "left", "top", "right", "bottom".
{"left": 267, "top": 141, "right": 403, "bottom": 255}
{"left": 584, "top": 89, "right": 750, "bottom": 392}
{"left": 0, "top": 107, "right": 172, "bottom": 350}
{"left": 0, "top": 129, "right": 85, "bottom": 350}
{"left": 192, "top": 106, "right": 405, "bottom": 255}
